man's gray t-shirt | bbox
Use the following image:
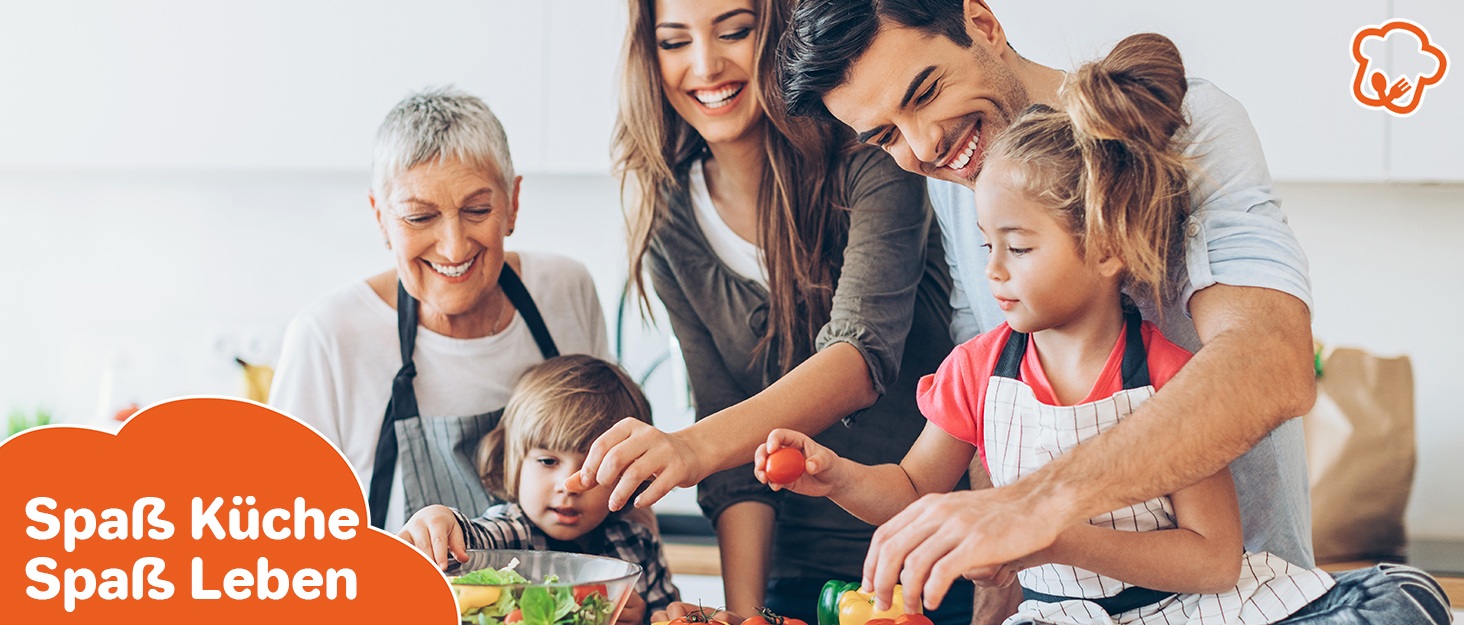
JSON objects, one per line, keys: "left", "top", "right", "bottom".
{"left": 928, "top": 78, "right": 1316, "bottom": 567}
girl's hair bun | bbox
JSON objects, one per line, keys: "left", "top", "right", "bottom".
{"left": 1064, "top": 33, "right": 1188, "bottom": 152}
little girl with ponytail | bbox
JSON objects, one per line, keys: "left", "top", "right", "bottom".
{"left": 754, "top": 34, "right": 1424, "bottom": 624}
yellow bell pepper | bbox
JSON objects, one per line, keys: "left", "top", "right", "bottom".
{"left": 820, "top": 581, "right": 919, "bottom": 625}
{"left": 839, "top": 585, "right": 912, "bottom": 624}
{"left": 451, "top": 584, "right": 501, "bottom": 611}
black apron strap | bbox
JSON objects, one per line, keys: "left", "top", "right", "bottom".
{"left": 367, "top": 263, "right": 560, "bottom": 528}
{"left": 1118, "top": 309, "right": 1152, "bottom": 390}
{"left": 1021, "top": 585, "right": 1177, "bottom": 616}
{"left": 369, "top": 280, "right": 420, "bottom": 528}
{"left": 992, "top": 328, "right": 1029, "bottom": 380}
{"left": 499, "top": 263, "right": 559, "bottom": 359}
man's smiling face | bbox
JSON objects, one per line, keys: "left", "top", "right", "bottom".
{"left": 821, "top": 23, "right": 1029, "bottom": 188}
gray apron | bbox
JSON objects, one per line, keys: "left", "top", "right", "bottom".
{"left": 367, "top": 264, "right": 560, "bottom": 528}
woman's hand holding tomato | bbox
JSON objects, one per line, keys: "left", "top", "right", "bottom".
{"left": 752, "top": 429, "right": 843, "bottom": 498}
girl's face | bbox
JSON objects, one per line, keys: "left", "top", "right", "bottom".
{"left": 654, "top": 0, "right": 763, "bottom": 147}
{"left": 974, "top": 160, "right": 1122, "bottom": 334}
{"left": 518, "top": 448, "right": 613, "bottom": 542}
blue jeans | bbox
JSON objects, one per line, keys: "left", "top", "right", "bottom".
{"left": 1279, "top": 564, "right": 1453, "bottom": 624}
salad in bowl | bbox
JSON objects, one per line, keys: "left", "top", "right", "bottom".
{"left": 445, "top": 550, "right": 642, "bottom": 625}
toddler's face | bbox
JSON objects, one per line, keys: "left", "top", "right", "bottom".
{"left": 973, "top": 160, "right": 1118, "bottom": 334}
{"left": 518, "top": 448, "right": 614, "bottom": 542}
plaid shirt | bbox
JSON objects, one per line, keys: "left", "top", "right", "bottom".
{"left": 451, "top": 503, "right": 679, "bottom": 620}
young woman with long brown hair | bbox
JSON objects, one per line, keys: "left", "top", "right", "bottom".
{"left": 564, "top": 0, "right": 973, "bottom": 623}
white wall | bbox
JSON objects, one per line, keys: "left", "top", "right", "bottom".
{"left": 992, "top": 0, "right": 1462, "bottom": 182}
{"left": 1278, "top": 181, "right": 1464, "bottom": 540}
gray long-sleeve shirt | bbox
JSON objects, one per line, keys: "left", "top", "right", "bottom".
{"left": 646, "top": 146, "right": 957, "bottom": 581}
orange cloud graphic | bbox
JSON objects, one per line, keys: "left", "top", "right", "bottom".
{"left": 1, "top": 397, "right": 457, "bottom": 623}
{"left": 1352, "top": 19, "right": 1449, "bottom": 116}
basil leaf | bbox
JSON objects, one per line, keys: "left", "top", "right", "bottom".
{"left": 552, "top": 586, "right": 579, "bottom": 622}
{"left": 520, "top": 587, "right": 557, "bottom": 625}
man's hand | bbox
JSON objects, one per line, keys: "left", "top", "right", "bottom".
{"left": 397, "top": 504, "right": 467, "bottom": 570}
{"left": 564, "top": 419, "right": 706, "bottom": 511}
{"left": 861, "top": 487, "right": 1062, "bottom": 613}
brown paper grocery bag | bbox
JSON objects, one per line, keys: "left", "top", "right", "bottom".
{"left": 1302, "top": 346, "right": 1415, "bottom": 563}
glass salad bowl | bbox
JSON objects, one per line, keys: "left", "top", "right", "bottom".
{"left": 444, "top": 550, "right": 643, "bottom": 625}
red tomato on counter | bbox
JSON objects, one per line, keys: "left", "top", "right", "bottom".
{"left": 742, "top": 608, "right": 806, "bottom": 625}
{"left": 671, "top": 609, "right": 729, "bottom": 625}
{"left": 763, "top": 447, "right": 805, "bottom": 484}
{"left": 894, "top": 615, "right": 932, "bottom": 625}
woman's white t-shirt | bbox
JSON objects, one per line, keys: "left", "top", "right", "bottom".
{"left": 268, "top": 251, "right": 610, "bottom": 530}
{"left": 689, "top": 160, "right": 768, "bottom": 287}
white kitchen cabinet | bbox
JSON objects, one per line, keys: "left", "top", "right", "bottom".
{"left": 1387, "top": 0, "right": 1462, "bottom": 181}
{"left": 0, "top": 0, "right": 620, "bottom": 174}
{"left": 990, "top": 0, "right": 1391, "bottom": 182}
{"left": 1, "top": 2, "right": 1449, "bottom": 179}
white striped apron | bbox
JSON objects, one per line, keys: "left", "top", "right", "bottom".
{"left": 986, "top": 313, "right": 1334, "bottom": 625}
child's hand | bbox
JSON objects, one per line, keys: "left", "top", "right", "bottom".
{"left": 616, "top": 590, "right": 646, "bottom": 625}
{"left": 397, "top": 504, "right": 468, "bottom": 570}
{"left": 753, "top": 428, "right": 843, "bottom": 498}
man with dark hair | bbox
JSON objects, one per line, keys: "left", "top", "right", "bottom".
{"left": 779, "top": 0, "right": 1324, "bottom": 622}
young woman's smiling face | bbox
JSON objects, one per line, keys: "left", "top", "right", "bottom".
{"left": 654, "top": 0, "right": 763, "bottom": 147}
{"left": 517, "top": 448, "right": 613, "bottom": 542}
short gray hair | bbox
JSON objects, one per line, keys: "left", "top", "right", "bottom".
{"left": 372, "top": 86, "right": 515, "bottom": 197}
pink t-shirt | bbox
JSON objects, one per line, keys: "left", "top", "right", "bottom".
{"left": 916, "top": 321, "right": 1193, "bottom": 470}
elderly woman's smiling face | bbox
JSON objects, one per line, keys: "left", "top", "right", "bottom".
{"left": 372, "top": 157, "right": 520, "bottom": 337}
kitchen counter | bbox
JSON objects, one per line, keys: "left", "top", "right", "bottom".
{"left": 665, "top": 542, "right": 721, "bottom": 577}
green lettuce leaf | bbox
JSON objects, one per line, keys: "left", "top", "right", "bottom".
{"left": 455, "top": 566, "right": 531, "bottom": 586}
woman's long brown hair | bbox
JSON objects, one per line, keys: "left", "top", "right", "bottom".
{"left": 613, "top": 0, "right": 852, "bottom": 374}
{"left": 987, "top": 33, "right": 1192, "bottom": 310}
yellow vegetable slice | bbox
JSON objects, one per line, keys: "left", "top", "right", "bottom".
{"left": 452, "top": 584, "right": 502, "bottom": 610}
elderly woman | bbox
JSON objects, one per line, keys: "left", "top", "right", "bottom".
{"left": 270, "top": 87, "right": 610, "bottom": 531}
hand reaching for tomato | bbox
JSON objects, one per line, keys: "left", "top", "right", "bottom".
{"left": 752, "top": 429, "right": 844, "bottom": 498}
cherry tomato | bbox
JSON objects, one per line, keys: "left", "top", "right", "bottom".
{"left": 670, "top": 606, "right": 728, "bottom": 625}
{"left": 894, "top": 615, "right": 932, "bottom": 625}
{"left": 741, "top": 607, "right": 806, "bottom": 625}
{"left": 764, "top": 447, "right": 805, "bottom": 484}
{"left": 574, "top": 584, "right": 608, "bottom": 603}
{"left": 506, "top": 609, "right": 523, "bottom": 623}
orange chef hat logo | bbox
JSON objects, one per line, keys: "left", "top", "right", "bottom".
{"left": 1, "top": 397, "right": 457, "bottom": 624}
{"left": 1352, "top": 19, "right": 1449, "bottom": 116}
